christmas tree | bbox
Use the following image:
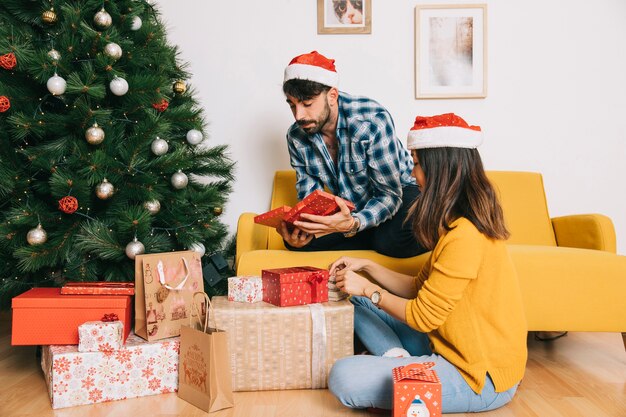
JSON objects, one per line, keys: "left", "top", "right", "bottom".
{"left": 0, "top": 0, "right": 234, "bottom": 307}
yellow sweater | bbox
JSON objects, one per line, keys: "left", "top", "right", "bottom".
{"left": 405, "top": 217, "right": 528, "bottom": 394}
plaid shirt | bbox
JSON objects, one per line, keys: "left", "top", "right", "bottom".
{"left": 286, "top": 92, "right": 415, "bottom": 231}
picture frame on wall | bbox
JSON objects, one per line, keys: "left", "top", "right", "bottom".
{"left": 415, "top": 4, "right": 487, "bottom": 99}
{"left": 317, "top": 0, "right": 372, "bottom": 34}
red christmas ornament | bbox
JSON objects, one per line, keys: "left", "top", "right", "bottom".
{"left": 58, "top": 196, "right": 79, "bottom": 214}
{"left": 0, "top": 96, "right": 9, "bottom": 113}
{"left": 0, "top": 52, "right": 17, "bottom": 70}
{"left": 152, "top": 98, "right": 169, "bottom": 112}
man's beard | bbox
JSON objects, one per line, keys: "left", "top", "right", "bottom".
{"left": 297, "top": 102, "right": 330, "bottom": 135}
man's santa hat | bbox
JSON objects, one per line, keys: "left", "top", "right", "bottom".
{"left": 283, "top": 51, "right": 339, "bottom": 88}
{"left": 407, "top": 113, "right": 483, "bottom": 150}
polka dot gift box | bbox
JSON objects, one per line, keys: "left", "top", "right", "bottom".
{"left": 261, "top": 266, "right": 329, "bottom": 307}
{"left": 393, "top": 362, "right": 442, "bottom": 417}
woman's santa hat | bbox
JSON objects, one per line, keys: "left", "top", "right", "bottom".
{"left": 284, "top": 51, "right": 339, "bottom": 88}
{"left": 407, "top": 113, "right": 483, "bottom": 150}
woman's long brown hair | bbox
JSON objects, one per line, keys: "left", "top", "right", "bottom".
{"left": 408, "top": 148, "right": 509, "bottom": 250}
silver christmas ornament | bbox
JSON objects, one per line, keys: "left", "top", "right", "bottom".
{"left": 150, "top": 137, "right": 169, "bottom": 156}
{"left": 171, "top": 170, "right": 188, "bottom": 189}
{"left": 104, "top": 42, "right": 123, "bottom": 60}
{"left": 125, "top": 237, "right": 145, "bottom": 259}
{"left": 109, "top": 77, "right": 129, "bottom": 96}
{"left": 27, "top": 224, "right": 48, "bottom": 245}
{"left": 94, "top": 8, "right": 113, "bottom": 30}
{"left": 144, "top": 199, "right": 161, "bottom": 215}
{"left": 47, "top": 73, "right": 66, "bottom": 95}
{"left": 186, "top": 129, "right": 203, "bottom": 145}
{"left": 48, "top": 49, "right": 61, "bottom": 61}
{"left": 85, "top": 122, "right": 105, "bottom": 145}
{"left": 189, "top": 242, "right": 206, "bottom": 257}
{"left": 131, "top": 16, "right": 143, "bottom": 31}
{"left": 95, "top": 178, "right": 115, "bottom": 200}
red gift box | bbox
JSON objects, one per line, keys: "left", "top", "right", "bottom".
{"left": 254, "top": 205, "right": 292, "bottom": 228}
{"left": 393, "top": 362, "right": 442, "bottom": 417}
{"left": 11, "top": 288, "right": 132, "bottom": 345}
{"left": 262, "top": 266, "right": 329, "bottom": 307}
{"left": 283, "top": 190, "right": 355, "bottom": 224}
{"left": 60, "top": 282, "right": 135, "bottom": 295}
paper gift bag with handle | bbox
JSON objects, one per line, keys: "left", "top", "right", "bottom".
{"left": 135, "top": 251, "right": 204, "bottom": 341}
{"left": 178, "top": 292, "right": 234, "bottom": 413}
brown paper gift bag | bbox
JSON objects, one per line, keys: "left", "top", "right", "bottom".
{"left": 135, "top": 250, "right": 204, "bottom": 341}
{"left": 178, "top": 292, "right": 234, "bottom": 413}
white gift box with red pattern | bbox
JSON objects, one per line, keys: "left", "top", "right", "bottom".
{"left": 41, "top": 333, "right": 179, "bottom": 409}
{"left": 78, "top": 320, "right": 124, "bottom": 352}
{"left": 227, "top": 276, "right": 263, "bottom": 303}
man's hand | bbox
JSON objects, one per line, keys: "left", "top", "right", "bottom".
{"left": 293, "top": 197, "right": 355, "bottom": 235}
{"left": 277, "top": 221, "right": 314, "bottom": 248}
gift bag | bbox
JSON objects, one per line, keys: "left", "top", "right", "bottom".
{"left": 178, "top": 292, "right": 234, "bottom": 413}
{"left": 135, "top": 251, "right": 204, "bottom": 341}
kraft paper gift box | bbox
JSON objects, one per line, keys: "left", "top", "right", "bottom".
{"left": 392, "top": 362, "right": 442, "bottom": 417}
{"left": 11, "top": 287, "right": 132, "bottom": 346}
{"left": 78, "top": 320, "right": 124, "bottom": 352}
{"left": 41, "top": 333, "right": 180, "bottom": 409}
{"left": 61, "top": 282, "right": 135, "bottom": 295}
{"left": 262, "top": 266, "right": 329, "bottom": 307}
{"left": 227, "top": 276, "right": 263, "bottom": 303}
{"left": 211, "top": 296, "right": 353, "bottom": 391}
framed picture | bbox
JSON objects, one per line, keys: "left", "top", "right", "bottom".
{"left": 415, "top": 4, "right": 487, "bottom": 99}
{"left": 317, "top": 0, "right": 372, "bottom": 34}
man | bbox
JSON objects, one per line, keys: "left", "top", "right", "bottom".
{"left": 279, "top": 51, "right": 425, "bottom": 258}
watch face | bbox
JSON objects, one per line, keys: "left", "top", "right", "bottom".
{"left": 371, "top": 291, "right": 381, "bottom": 305}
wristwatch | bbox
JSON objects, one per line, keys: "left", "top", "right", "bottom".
{"left": 370, "top": 290, "right": 382, "bottom": 308}
{"left": 343, "top": 216, "right": 360, "bottom": 238}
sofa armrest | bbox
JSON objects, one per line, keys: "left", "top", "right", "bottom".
{"left": 235, "top": 212, "right": 269, "bottom": 270}
{"left": 551, "top": 214, "right": 616, "bottom": 253}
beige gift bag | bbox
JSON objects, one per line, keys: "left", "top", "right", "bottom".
{"left": 135, "top": 251, "right": 204, "bottom": 341}
{"left": 178, "top": 292, "right": 234, "bottom": 413}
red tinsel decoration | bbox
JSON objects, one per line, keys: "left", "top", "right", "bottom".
{"left": 58, "top": 196, "right": 79, "bottom": 214}
{"left": 0, "top": 96, "right": 10, "bottom": 112}
{"left": 0, "top": 52, "right": 17, "bottom": 70}
{"left": 152, "top": 98, "right": 169, "bottom": 112}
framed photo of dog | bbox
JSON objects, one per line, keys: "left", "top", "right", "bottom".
{"left": 318, "top": 0, "right": 372, "bottom": 34}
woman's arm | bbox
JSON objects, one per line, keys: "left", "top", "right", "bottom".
{"left": 330, "top": 257, "right": 417, "bottom": 298}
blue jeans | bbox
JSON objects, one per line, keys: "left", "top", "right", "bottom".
{"left": 328, "top": 296, "right": 519, "bottom": 413}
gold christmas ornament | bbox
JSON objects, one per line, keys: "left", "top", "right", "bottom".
{"left": 93, "top": 8, "right": 112, "bottom": 30}
{"left": 27, "top": 224, "right": 48, "bottom": 245}
{"left": 95, "top": 178, "right": 115, "bottom": 200}
{"left": 213, "top": 206, "right": 223, "bottom": 216}
{"left": 42, "top": 8, "right": 58, "bottom": 24}
{"left": 48, "top": 49, "right": 61, "bottom": 61}
{"left": 85, "top": 122, "right": 105, "bottom": 145}
{"left": 173, "top": 80, "right": 187, "bottom": 94}
{"left": 144, "top": 199, "right": 161, "bottom": 215}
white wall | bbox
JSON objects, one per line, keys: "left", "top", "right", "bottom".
{"left": 156, "top": 0, "right": 626, "bottom": 255}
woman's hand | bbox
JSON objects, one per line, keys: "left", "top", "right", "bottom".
{"left": 329, "top": 256, "right": 372, "bottom": 276}
{"left": 334, "top": 269, "right": 377, "bottom": 297}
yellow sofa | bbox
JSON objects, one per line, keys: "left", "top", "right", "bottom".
{"left": 236, "top": 170, "right": 626, "bottom": 346}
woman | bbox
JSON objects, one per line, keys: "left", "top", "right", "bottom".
{"left": 328, "top": 113, "right": 527, "bottom": 413}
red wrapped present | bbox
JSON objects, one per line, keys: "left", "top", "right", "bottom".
{"left": 393, "top": 362, "right": 442, "bottom": 417}
{"left": 60, "top": 282, "right": 135, "bottom": 295}
{"left": 262, "top": 266, "right": 329, "bottom": 307}
{"left": 11, "top": 288, "right": 132, "bottom": 345}
{"left": 254, "top": 205, "right": 292, "bottom": 228}
{"left": 283, "top": 190, "right": 355, "bottom": 224}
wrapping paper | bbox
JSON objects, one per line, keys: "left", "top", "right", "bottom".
{"left": 78, "top": 321, "right": 124, "bottom": 352}
{"left": 41, "top": 333, "right": 180, "bottom": 409}
{"left": 227, "top": 276, "right": 263, "bottom": 303}
{"left": 211, "top": 296, "right": 353, "bottom": 391}
{"left": 262, "top": 266, "right": 329, "bottom": 307}
{"left": 61, "top": 282, "right": 135, "bottom": 295}
{"left": 392, "top": 362, "right": 442, "bottom": 417}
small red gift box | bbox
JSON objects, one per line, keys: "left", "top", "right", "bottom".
{"left": 254, "top": 205, "right": 292, "bottom": 228}
{"left": 393, "top": 362, "right": 442, "bottom": 417}
{"left": 261, "top": 266, "right": 329, "bottom": 307}
{"left": 11, "top": 288, "right": 132, "bottom": 345}
{"left": 61, "top": 282, "right": 135, "bottom": 295}
{"left": 283, "top": 190, "right": 355, "bottom": 224}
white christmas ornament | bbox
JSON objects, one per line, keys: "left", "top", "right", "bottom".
{"left": 109, "top": 77, "right": 129, "bottom": 96}
{"left": 125, "top": 237, "right": 145, "bottom": 259}
{"left": 85, "top": 123, "right": 105, "bottom": 145}
{"left": 47, "top": 73, "right": 66, "bottom": 95}
{"left": 27, "top": 224, "right": 48, "bottom": 245}
{"left": 94, "top": 8, "right": 113, "bottom": 30}
{"left": 104, "top": 42, "right": 123, "bottom": 60}
{"left": 151, "top": 137, "right": 169, "bottom": 155}
{"left": 171, "top": 170, "right": 188, "bottom": 189}
{"left": 189, "top": 242, "right": 206, "bottom": 257}
{"left": 144, "top": 199, "right": 161, "bottom": 215}
{"left": 95, "top": 179, "right": 115, "bottom": 200}
{"left": 131, "top": 16, "right": 143, "bottom": 31}
{"left": 48, "top": 49, "right": 61, "bottom": 61}
{"left": 186, "top": 129, "right": 203, "bottom": 145}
